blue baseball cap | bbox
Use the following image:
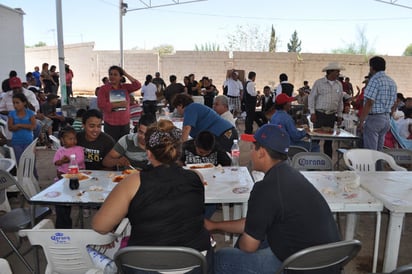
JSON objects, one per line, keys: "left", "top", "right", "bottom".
{"left": 243, "top": 124, "right": 290, "bottom": 154}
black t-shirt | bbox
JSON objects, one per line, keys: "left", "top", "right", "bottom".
{"left": 127, "top": 164, "right": 210, "bottom": 252}
{"left": 245, "top": 161, "right": 340, "bottom": 272}
{"left": 181, "top": 139, "right": 231, "bottom": 166}
{"left": 164, "top": 83, "right": 184, "bottom": 104}
{"left": 77, "top": 131, "right": 115, "bottom": 170}
{"left": 281, "top": 83, "right": 294, "bottom": 97}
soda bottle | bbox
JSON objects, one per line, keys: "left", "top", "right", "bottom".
{"left": 231, "top": 140, "right": 240, "bottom": 171}
{"left": 68, "top": 154, "right": 79, "bottom": 190}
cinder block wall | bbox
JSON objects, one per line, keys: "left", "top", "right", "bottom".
{"left": 25, "top": 43, "right": 412, "bottom": 97}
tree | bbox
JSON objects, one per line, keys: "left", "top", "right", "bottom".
{"left": 225, "top": 24, "right": 269, "bottom": 52}
{"left": 403, "top": 44, "right": 412, "bottom": 56}
{"left": 153, "top": 44, "right": 174, "bottom": 56}
{"left": 269, "top": 25, "right": 277, "bottom": 52}
{"left": 331, "top": 26, "right": 375, "bottom": 55}
{"left": 194, "top": 43, "right": 221, "bottom": 51}
{"left": 287, "top": 30, "right": 301, "bottom": 53}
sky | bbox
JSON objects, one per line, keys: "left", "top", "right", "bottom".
{"left": 1, "top": 0, "right": 412, "bottom": 55}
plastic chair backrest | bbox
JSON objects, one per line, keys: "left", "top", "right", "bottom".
{"left": 383, "top": 148, "right": 412, "bottom": 166}
{"left": 16, "top": 138, "right": 40, "bottom": 197}
{"left": 114, "top": 246, "right": 208, "bottom": 274}
{"left": 274, "top": 240, "right": 362, "bottom": 274}
{"left": 49, "top": 135, "right": 62, "bottom": 150}
{"left": 0, "top": 258, "right": 12, "bottom": 274}
{"left": 19, "top": 218, "right": 129, "bottom": 274}
{"left": 288, "top": 145, "right": 308, "bottom": 160}
{"left": 343, "top": 149, "right": 407, "bottom": 172}
{"left": 291, "top": 152, "right": 333, "bottom": 171}
{"left": 0, "top": 159, "right": 15, "bottom": 212}
{"left": 390, "top": 263, "right": 412, "bottom": 274}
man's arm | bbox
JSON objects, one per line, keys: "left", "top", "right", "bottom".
{"left": 103, "top": 148, "right": 130, "bottom": 168}
{"left": 182, "top": 125, "right": 191, "bottom": 142}
{"left": 358, "top": 98, "right": 374, "bottom": 131}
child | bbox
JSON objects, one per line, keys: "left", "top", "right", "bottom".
{"left": 53, "top": 126, "right": 85, "bottom": 228}
{"left": 53, "top": 126, "right": 85, "bottom": 178}
{"left": 72, "top": 109, "right": 86, "bottom": 133}
{"left": 7, "top": 93, "right": 36, "bottom": 163}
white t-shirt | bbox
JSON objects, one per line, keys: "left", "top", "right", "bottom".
{"left": 141, "top": 82, "right": 157, "bottom": 101}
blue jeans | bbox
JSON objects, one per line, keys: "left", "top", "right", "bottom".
{"left": 215, "top": 247, "right": 282, "bottom": 274}
{"left": 363, "top": 114, "right": 390, "bottom": 151}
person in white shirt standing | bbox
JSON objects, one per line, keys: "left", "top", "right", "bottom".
{"left": 141, "top": 74, "right": 158, "bottom": 116}
{"left": 223, "top": 70, "right": 243, "bottom": 118}
{"left": 245, "top": 71, "right": 262, "bottom": 134}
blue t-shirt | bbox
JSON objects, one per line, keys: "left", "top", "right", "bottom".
{"left": 183, "top": 103, "right": 233, "bottom": 137}
{"left": 9, "top": 109, "right": 35, "bottom": 145}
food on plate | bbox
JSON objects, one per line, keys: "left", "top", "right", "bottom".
{"left": 122, "top": 169, "right": 139, "bottom": 175}
{"left": 113, "top": 175, "right": 126, "bottom": 183}
{"left": 62, "top": 173, "right": 90, "bottom": 182}
{"left": 335, "top": 171, "right": 360, "bottom": 193}
{"left": 188, "top": 163, "right": 214, "bottom": 169}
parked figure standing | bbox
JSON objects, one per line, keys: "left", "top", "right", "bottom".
{"left": 65, "top": 64, "right": 74, "bottom": 98}
{"left": 274, "top": 73, "right": 294, "bottom": 97}
{"left": 223, "top": 70, "right": 243, "bottom": 117}
{"left": 244, "top": 71, "right": 261, "bottom": 134}
{"left": 49, "top": 65, "right": 59, "bottom": 95}
{"left": 97, "top": 66, "right": 141, "bottom": 141}
{"left": 358, "top": 56, "right": 397, "bottom": 150}
{"left": 40, "top": 63, "right": 57, "bottom": 94}
{"left": 141, "top": 74, "right": 158, "bottom": 116}
{"left": 7, "top": 93, "right": 36, "bottom": 163}
{"left": 308, "top": 62, "right": 344, "bottom": 157}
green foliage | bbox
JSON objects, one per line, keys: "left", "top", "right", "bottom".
{"left": 331, "top": 26, "right": 375, "bottom": 55}
{"left": 287, "top": 30, "right": 301, "bottom": 53}
{"left": 153, "top": 44, "right": 174, "bottom": 56}
{"left": 225, "top": 24, "right": 269, "bottom": 52}
{"left": 26, "top": 41, "right": 47, "bottom": 48}
{"left": 269, "top": 25, "right": 277, "bottom": 53}
{"left": 194, "top": 43, "right": 221, "bottom": 51}
{"left": 403, "top": 44, "right": 412, "bottom": 56}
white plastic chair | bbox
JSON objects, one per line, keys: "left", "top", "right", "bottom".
{"left": 17, "top": 138, "right": 40, "bottom": 197}
{"left": 343, "top": 148, "right": 407, "bottom": 172}
{"left": 49, "top": 134, "right": 61, "bottom": 150}
{"left": 291, "top": 152, "right": 333, "bottom": 171}
{"left": 0, "top": 158, "right": 16, "bottom": 212}
{"left": 0, "top": 258, "right": 13, "bottom": 274}
{"left": 384, "top": 148, "right": 412, "bottom": 169}
{"left": 19, "top": 218, "right": 129, "bottom": 274}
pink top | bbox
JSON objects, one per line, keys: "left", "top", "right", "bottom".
{"left": 97, "top": 81, "right": 142, "bottom": 126}
{"left": 53, "top": 146, "right": 85, "bottom": 174}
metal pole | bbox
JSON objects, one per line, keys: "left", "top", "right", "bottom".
{"left": 56, "top": 0, "right": 67, "bottom": 105}
{"left": 120, "top": 0, "right": 124, "bottom": 67}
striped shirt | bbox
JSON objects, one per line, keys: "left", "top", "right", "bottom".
{"left": 308, "top": 77, "right": 344, "bottom": 117}
{"left": 364, "top": 71, "right": 397, "bottom": 114}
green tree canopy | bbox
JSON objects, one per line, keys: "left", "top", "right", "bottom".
{"left": 403, "top": 44, "right": 412, "bottom": 56}
{"left": 194, "top": 43, "right": 221, "bottom": 51}
{"left": 153, "top": 44, "right": 174, "bottom": 56}
{"left": 269, "top": 25, "right": 277, "bottom": 53}
{"left": 287, "top": 30, "right": 302, "bottom": 53}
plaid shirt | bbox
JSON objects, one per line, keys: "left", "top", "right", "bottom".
{"left": 364, "top": 71, "right": 397, "bottom": 114}
{"left": 308, "top": 77, "right": 344, "bottom": 117}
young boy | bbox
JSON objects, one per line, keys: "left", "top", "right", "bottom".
{"left": 72, "top": 108, "right": 86, "bottom": 133}
{"left": 180, "top": 130, "right": 231, "bottom": 166}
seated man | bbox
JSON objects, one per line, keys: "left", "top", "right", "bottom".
{"left": 102, "top": 114, "right": 156, "bottom": 170}
{"left": 40, "top": 94, "right": 73, "bottom": 132}
{"left": 180, "top": 130, "right": 231, "bottom": 166}
{"left": 205, "top": 124, "right": 341, "bottom": 274}
{"left": 213, "top": 95, "right": 236, "bottom": 127}
{"left": 270, "top": 93, "right": 320, "bottom": 152}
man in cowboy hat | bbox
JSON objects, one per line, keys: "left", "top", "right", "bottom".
{"left": 308, "top": 62, "right": 345, "bottom": 157}
{"left": 358, "top": 56, "right": 397, "bottom": 151}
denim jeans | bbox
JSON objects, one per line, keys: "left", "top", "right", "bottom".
{"left": 363, "top": 114, "right": 390, "bottom": 151}
{"left": 214, "top": 246, "right": 282, "bottom": 274}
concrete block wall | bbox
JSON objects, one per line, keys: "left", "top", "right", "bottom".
{"left": 25, "top": 43, "right": 412, "bottom": 97}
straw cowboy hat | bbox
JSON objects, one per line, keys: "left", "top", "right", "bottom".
{"left": 322, "top": 62, "right": 345, "bottom": 72}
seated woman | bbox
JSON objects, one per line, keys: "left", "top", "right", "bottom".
{"left": 270, "top": 94, "right": 320, "bottom": 152}
{"left": 92, "top": 121, "right": 213, "bottom": 273}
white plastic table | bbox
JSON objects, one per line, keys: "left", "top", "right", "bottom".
{"left": 359, "top": 171, "right": 412, "bottom": 272}
{"left": 301, "top": 171, "right": 383, "bottom": 272}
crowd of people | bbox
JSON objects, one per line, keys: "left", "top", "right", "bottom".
{"left": 0, "top": 56, "right": 409, "bottom": 273}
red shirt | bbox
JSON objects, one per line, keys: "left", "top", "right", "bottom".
{"left": 97, "top": 80, "right": 141, "bottom": 126}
